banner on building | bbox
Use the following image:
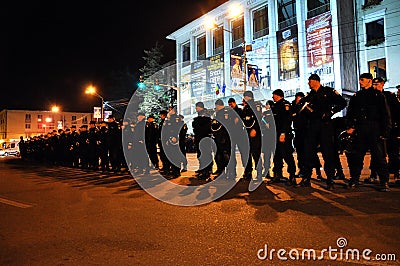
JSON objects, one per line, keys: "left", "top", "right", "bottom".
{"left": 230, "top": 46, "right": 245, "bottom": 93}
{"left": 246, "top": 36, "right": 271, "bottom": 90}
{"left": 305, "top": 12, "right": 334, "bottom": 87}
{"left": 206, "top": 54, "right": 224, "bottom": 96}
{"left": 93, "top": 107, "right": 102, "bottom": 119}
{"left": 104, "top": 111, "right": 112, "bottom": 120}
{"left": 190, "top": 60, "right": 209, "bottom": 97}
{"left": 277, "top": 25, "right": 299, "bottom": 81}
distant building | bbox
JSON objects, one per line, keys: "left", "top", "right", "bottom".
{"left": 0, "top": 109, "right": 93, "bottom": 141}
{"left": 166, "top": 0, "right": 400, "bottom": 117}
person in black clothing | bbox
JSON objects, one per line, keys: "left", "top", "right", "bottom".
{"left": 346, "top": 73, "right": 391, "bottom": 192}
{"left": 158, "top": 110, "right": 170, "bottom": 174}
{"left": 78, "top": 125, "right": 89, "bottom": 169}
{"left": 145, "top": 115, "right": 159, "bottom": 170}
{"left": 292, "top": 92, "right": 324, "bottom": 180}
{"left": 98, "top": 121, "right": 110, "bottom": 172}
{"left": 107, "top": 115, "right": 122, "bottom": 174}
{"left": 260, "top": 101, "right": 275, "bottom": 179}
{"left": 87, "top": 121, "right": 99, "bottom": 170}
{"left": 178, "top": 115, "right": 188, "bottom": 172}
{"left": 70, "top": 125, "right": 80, "bottom": 167}
{"left": 241, "top": 91, "right": 263, "bottom": 181}
{"left": 19, "top": 136, "right": 26, "bottom": 160}
{"left": 192, "top": 102, "right": 213, "bottom": 180}
{"left": 369, "top": 77, "right": 400, "bottom": 182}
{"left": 132, "top": 113, "right": 149, "bottom": 174}
{"left": 228, "top": 97, "right": 248, "bottom": 177}
{"left": 162, "top": 107, "right": 185, "bottom": 178}
{"left": 298, "top": 74, "right": 347, "bottom": 189}
{"left": 269, "top": 89, "right": 297, "bottom": 185}
{"left": 211, "top": 99, "right": 236, "bottom": 179}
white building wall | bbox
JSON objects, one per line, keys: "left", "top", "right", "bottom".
{"left": 356, "top": 0, "right": 400, "bottom": 90}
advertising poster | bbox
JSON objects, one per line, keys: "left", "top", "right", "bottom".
{"left": 180, "top": 65, "right": 191, "bottom": 103}
{"left": 246, "top": 37, "right": 271, "bottom": 90}
{"left": 206, "top": 54, "right": 224, "bottom": 96}
{"left": 305, "top": 12, "right": 334, "bottom": 86}
{"left": 230, "top": 46, "right": 244, "bottom": 93}
{"left": 190, "top": 60, "right": 209, "bottom": 97}
{"left": 277, "top": 25, "right": 299, "bottom": 81}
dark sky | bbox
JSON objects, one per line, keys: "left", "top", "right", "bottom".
{"left": 1, "top": 0, "right": 227, "bottom": 112}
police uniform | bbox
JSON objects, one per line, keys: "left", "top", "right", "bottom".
{"left": 163, "top": 112, "right": 185, "bottom": 177}
{"left": 212, "top": 104, "right": 236, "bottom": 178}
{"left": 299, "top": 75, "right": 347, "bottom": 188}
{"left": 240, "top": 94, "right": 263, "bottom": 180}
{"left": 192, "top": 104, "right": 212, "bottom": 179}
{"left": 260, "top": 102, "right": 275, "bottom": 179}
{"left": 145, "top": 117, "right": 159, "bottom": 169}
{"left": 270, "top": 94, "right": 296, "bottom": 184}
{"left": 346, "top": 74, "right": 391, "bottom": 191}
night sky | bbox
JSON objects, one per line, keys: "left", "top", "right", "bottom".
{"left": 1, "top": 0, "right": 227, "bottom": 112}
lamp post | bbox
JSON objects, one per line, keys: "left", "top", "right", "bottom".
{"left": 85, "top": 85, "right": 104, "bottom": 121}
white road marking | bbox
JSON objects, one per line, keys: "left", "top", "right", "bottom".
{"left": 0, "top": 197, "right": 33, "bottom": 208}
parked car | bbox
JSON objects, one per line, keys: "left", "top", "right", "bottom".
{"left": 0, "top": 142, "right": 20, "bottom": 157}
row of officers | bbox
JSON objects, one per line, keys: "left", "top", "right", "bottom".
{"left": 189, "top": 73, "right": 399, "bottom": 192}
{"left": 20, "top": 73, "right": 400, "bottom": 192}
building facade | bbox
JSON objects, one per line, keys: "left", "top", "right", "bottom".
{"left": 166, "top": 0, "right": 400, "bottom": 117}
{"left": 0, "top": 109, "right": 93, "bottom": 141}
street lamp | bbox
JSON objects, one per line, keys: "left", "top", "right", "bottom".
{"left": 204, "top": 4, "right": 251, "bottom": 92}
{"left": 85, "top": 85, "right": 104, "bottom": 121}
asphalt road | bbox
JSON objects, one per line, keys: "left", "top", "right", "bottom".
{"left": 0, "top": 155, "right": 399, "bottom": 265}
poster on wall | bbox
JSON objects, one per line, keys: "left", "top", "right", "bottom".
{"left": 190, "top": 60, "right": 209, "bottom": 97}
{"left": 206, "top": 54, "right": 225, "bottom": 97}
{"left": 230, "top": 46, "right": 245, "bottom": 94}
{"left": 305, "top": 12, "right": 334, "bottom": 87}
{"left": 277, "top": 25, "right": 299, "bottom": 81}
{"left": 246, "top": 37, "right": 271, "bottom": 90}
{"left": 180, "top": 65, "right": 191, "bottom": 103}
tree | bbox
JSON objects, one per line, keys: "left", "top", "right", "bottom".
{"left": 138, "top": 43, "right": 169, "bottom": 116}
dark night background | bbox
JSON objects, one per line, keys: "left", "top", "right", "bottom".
{"left": 1, "top": 0, "right": 227, "bottom": 112}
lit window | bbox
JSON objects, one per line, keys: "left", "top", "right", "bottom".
{"left": 368, "top": 58, "right": 386, "bottom": 79}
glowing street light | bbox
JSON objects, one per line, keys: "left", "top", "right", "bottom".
{"left": 51, "top": 105, "right": 60, "bottom": 113}
{"left": 85, "top": 85, "right": 104, "bottom": 120}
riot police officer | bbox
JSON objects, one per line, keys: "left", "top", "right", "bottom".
{"left": 192, "top": 102, "right": 212, "bottom": 180}
{"left": 346, "top": 73, "right": 391, "bottom": 191}
{"left": 240, "top": 91, "right": 263, "bottom": 181}
{"left": 211, "top": 99, "right": 236, "bottom": 179}
{"left": 298, "top": 74, "right": 347, "bottom": 189}
{"left": 260, "top": 101, "right": 275, "bottom": 180}
{"left": 145, "top": 115, "right": 159, "bottom": 170}
{"left": 270, "top": 89, "right": 297, "bottom": 185}
{"left": 162, "top": 107, "right": 185, "bottom": 178}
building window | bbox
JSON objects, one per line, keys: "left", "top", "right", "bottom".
{"left": 196, "top": 35, "right": 206, "bottom": 60}
{"left": 253, "top": 5, "right": 269, "bottom": 39}
{"left": 25, "top": 114, "right": 31, "bottom": 123}
{"left": 82, "top": 116, "right": 88, "bottom": 125}
{"left": 307, "top": 0, "right": 330, "bottom": 18}
{"left": 231, "top": 16, "right": 244, "bottom": 48}
{"left": 37, "top": 114, "right": 43, "bottom": 122}
{"left": 368, "top": 58, "right": 386, "bottom": 79}
{"left": 182, "top": 42, "right": 190, "bottom": 66}
{"left": 278, "top": 0, "right": 296, "bottom": 30}
{"left": 37, "top": 123, "right": 43, "bottom": 129}
{"left": 72, "top": 116, "right": 77, "bottom": 124}
{"left": 25, "top": 124, "right": 31, "bottom": 129}
{"left": 366, "top": 18, "right": 384, "bottom": 46}
{"left": 213, "top": 27, "right": 224, "bottom": 55}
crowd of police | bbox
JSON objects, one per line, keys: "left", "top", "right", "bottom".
{"left": 18, "top": 73, "right": 400, "bottom": 192}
